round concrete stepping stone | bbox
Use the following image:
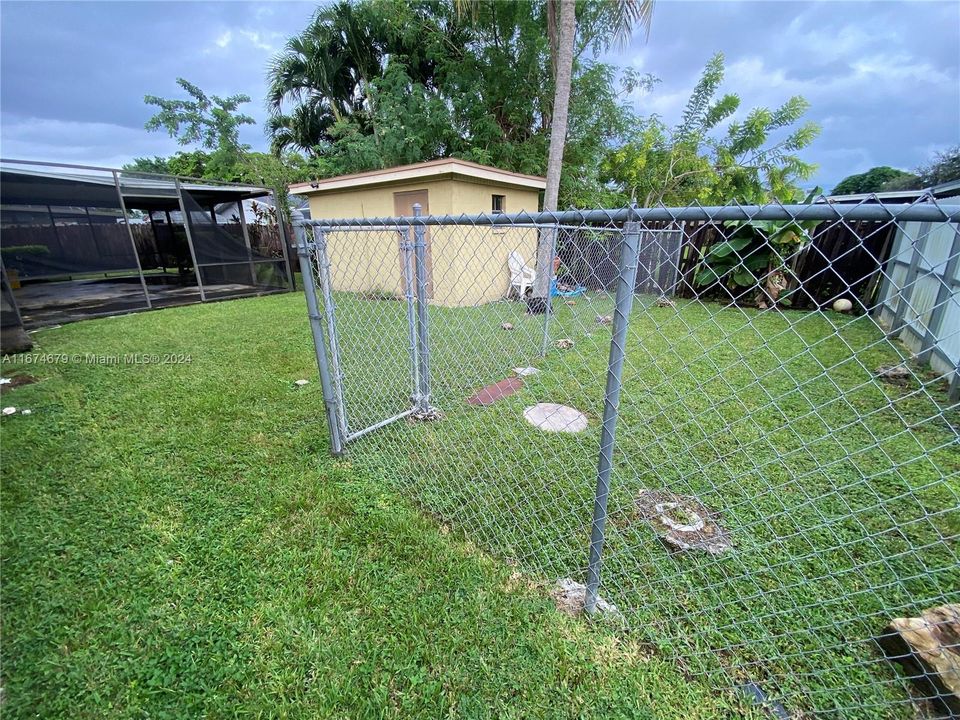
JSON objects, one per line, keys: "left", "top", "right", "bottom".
{"left": 523, "top": 403, "right": 588, "bottom": 433}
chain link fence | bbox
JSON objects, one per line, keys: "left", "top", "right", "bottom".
{"left": 295, "top": 199, "right": 959, "bottom": 718}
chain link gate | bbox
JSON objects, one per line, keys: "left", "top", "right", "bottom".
{"left": 295, "top": 211, "right": 437, "bottom": 450}
{"left": 296, "top": 200, "right": 960, "bottom": 717}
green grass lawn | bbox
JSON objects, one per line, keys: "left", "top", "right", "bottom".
{"left": 1, "top": 293, "right": 754, "bottom": 720}
{"left": 316, "top": 289, "right": 959, "bottom": 719}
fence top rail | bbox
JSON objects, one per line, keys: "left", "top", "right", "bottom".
{"left": 313, "top": 222, "right": 631, "bottom": 233}
{"left": 297, "top": 202, "right": 960, "bottom": 229}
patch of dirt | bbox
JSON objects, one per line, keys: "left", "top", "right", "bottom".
{"left": 550, "top": 577, "right": 622, "bottom": 620}
{"left": 503, "top": 569, "right": 541, "bottom": 594}
{"left": 876, "top": 363, "right": 912, "bottom": 386}
{"left": 0, "top": 375, "right": 38, "bottom": 394}
{"left": 633, "top": 489, "right": 733, "bottom": 555}
{"left": 550, "top": 578, "right": 589, "bottom": 617}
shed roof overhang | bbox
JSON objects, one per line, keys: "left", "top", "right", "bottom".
{"left": 289, "top": 159, "right": 547, "bottom": 196}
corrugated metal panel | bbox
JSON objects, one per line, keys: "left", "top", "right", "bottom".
{"left": 888, "top": 224, "right": 916, "bottom": 264}
{"left": 917, "top": 221, "right": 955, "bottom": 271}
{"left": 898, "top": 326, "right": 923, "bottom": 355}
{"left": 937, "top": 292, "right": 960, "bottom": 366}
{"left": 884, "top": 262, "right": 908, "bottom": 312}
{"left": 903, "top": 274, "right": 939, "bottom": 333}
{"left": 878, "top": 306, "right": 895, "bottom": 328}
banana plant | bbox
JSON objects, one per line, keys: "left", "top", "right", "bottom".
{"left": 693, "top": 188, "right": 822, "bottom": 307}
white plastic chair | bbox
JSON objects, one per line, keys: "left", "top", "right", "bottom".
{"left": 508, "top": 251, "right": 536, "bottom": 298}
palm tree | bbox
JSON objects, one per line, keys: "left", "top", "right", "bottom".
{"left": 266, "top": 105, "right": 336, "bottom": 157}
{"left": 530, "top": 0, "right": 654, "bottom": 311}
{"left": 266, "top": 2, "right": 380, "bottom": 155}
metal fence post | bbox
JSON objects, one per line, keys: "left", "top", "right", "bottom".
{"left": 313, "top": 227, "right": 349, "bottom": 440}
{"left": 294, "top": 221, "right": 344, "bottom": 457}
{"left": 540, "top": 224, "right": 559, "bottom": 357}
{"left": 585, "top": 214, "right": 642, "bottom": 615}
{"left": 400, "top": 225, "right": 422, "bottom": 407}
{"left": 413, "top": 204, "right": 432, "bottom": 411}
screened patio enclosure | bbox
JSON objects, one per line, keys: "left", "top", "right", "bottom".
{"left": 0, "top": 159, "right": 294, "bottom": 328}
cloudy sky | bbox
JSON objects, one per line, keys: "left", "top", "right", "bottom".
{"left": 1, "top": 1, "right": 957, "bottom": 191}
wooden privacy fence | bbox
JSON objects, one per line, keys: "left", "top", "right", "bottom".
{"left": 556, "top": 225, "right": 682, "bottom": 294}
{"left": 556, "top": 218, "right": 896, "bottom": 310}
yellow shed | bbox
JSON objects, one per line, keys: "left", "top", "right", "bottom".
{"left": 289, "top": 159, "right": 545, "bottom": 307}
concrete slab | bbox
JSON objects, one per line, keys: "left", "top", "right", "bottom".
{"left": 523, "top": 403, "right": 588, "bottom": 433}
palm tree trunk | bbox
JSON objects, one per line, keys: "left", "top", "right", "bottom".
{"left": 547, "top": 0, "right": 558, "bottom": 96}
{"left": 529, "top": 0, "right": 575, "bottom": 313}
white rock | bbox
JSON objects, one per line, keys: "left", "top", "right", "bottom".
{"left": 20, "top": 409, "right": 32, "bottom": 415}
{"left": 0, "top": 378, "right": 10, "bottom": 385}
{"left": 513, "top": 367, "right": 540, "bottom": 377}
{"left": 523, "top": 403, "right": 588, "bottom": 433}
{"left": 2, "top": 407, "right": 16, "bottom": 416}
{"left": 294, "top": 379, "right": 310, "bottom": 387}
{"left": 832, "top": 298, "right": 853, "bottom": 313}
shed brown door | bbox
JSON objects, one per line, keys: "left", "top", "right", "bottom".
{"left": 393, "top": 190, "right": 433, "bottom": 299}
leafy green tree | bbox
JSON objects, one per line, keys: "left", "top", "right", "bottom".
{"left": 603, "top": 53, "right": 820, "bottom": 206}
{"left": 124, "top": 151, "right": 210, "bottom": 178}
{"left": 124, "top": 156, "right": 170, "bottom": 174}
{"left": 879, "top": 172, "right": 921, "bottom": 192}
{"left": 265, "top": 0, "right": 645, "bottom": 210}
{"left": 881, "top": 146, "right": 960, "bottom": 191}
{"left": 832, "top": 166, "right": 913, "bottom": 195}
{"left": 540, "top": 0, "right": 653, "bottom": 211}
{"left": 135, "top": 75, "right": 323, "bottom": 222}
{"left": 144, "top": 78, "right": 255, "bottom": 170}
{"left": 232, "top": 151, "right": 316, "bottom": 223}
{"left": 166, "top": 150, "right": 212, "bottom": 179}
{"left": 917, "top": 145, "right": 960, "bottom": 187}
{"left": 267, "top": 1, "right": 460, "bottom": 157}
